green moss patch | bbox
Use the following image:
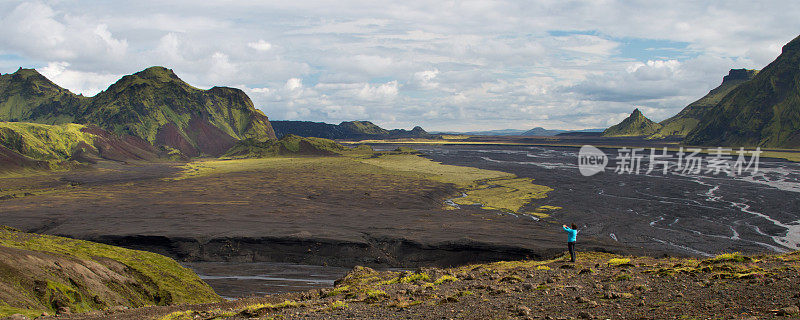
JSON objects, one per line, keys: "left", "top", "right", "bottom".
{"left": 0, "top": 122, "right": 94, "bottom": 162}
{"left": 0, "top": 228, "right": 221, "bottom": 317}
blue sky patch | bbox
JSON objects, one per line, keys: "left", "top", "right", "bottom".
{"left": 548, "top": 30, "right": 695, "bottom": 61}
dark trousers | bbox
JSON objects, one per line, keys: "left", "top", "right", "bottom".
{"left": 568, "top": 241, "right": 576, "bottom": 262}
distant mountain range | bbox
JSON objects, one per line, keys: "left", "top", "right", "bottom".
{"left": 434, "top": 129, "right": 528, "bottom": 136}
{"left": 0, "top": 66, "right": 276, "bottom": 157}
{"left": 522, "top": 127, "right": 566, "bottom": 136}
{"left": 602, "top": 35, "right": 800, "bottom": 148}
{"left": 435, "top": 127, "right": 603, "bottom": 136}
{"left": 271, "top": 120, "right": 431, "bottom": 140}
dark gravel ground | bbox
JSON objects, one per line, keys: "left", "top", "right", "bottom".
{"left": 41, "top": 251, "right": 800, "bottom": 320}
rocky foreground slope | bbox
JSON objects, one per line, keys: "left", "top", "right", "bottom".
{"left": 40, "top": 250, "right": 800, "bottom": 320}
{"left": 0, "top": 227, "right": 221, "bottom": 319}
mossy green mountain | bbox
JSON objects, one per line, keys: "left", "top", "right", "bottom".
{"left": 0, "top": 68, "right": 87, "bottom": 124}
{"left": 0, "top": 66, "right": 276, "bottom": 157}
{"left": 0, "top": 121, "right": 159, "bottom": 172}
{"left": 685, "top": 35, "right": 800, "bottom": 148}
{"left": 0, "top": 122, "right": 98, "bottom": 162}
{"left": 221, "top": 134, "right": 354, "bottom": 158}
{"left": 79, "top": 67, "right": 276, "bottom": 156}
{"left": 602, "top": 108, "right": 661, "bottom": 137}
{"left": 0, "top": 226, "right": 221, "bottom": 318}
{"left": 651, "top": 69, "right": 758, "bottom": 138}
{"left": 339, "top": 121, "right": 389, "bottom": 135}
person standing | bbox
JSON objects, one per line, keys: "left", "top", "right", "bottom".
{"left": 562, "top": 223, "right": 578, "bottom": 262}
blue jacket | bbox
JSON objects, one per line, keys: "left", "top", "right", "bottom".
{"left": 563, "top": 226, "right": 577, "bottom": 242}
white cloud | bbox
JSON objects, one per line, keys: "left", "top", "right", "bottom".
{"left": 0, "top": 2, "right": 128, "bottom": 65}
{"left": 0, "top": 2, "right": 68, "bottom": 58}
{"left": 554, "top": 34, "right": 620, "bottom": 56}
{"left": 249, "top": 87, "right": 272, "bottom": 94}
{"left": 247, "top": 40, "right": 272, "bottom": 52}
{"left": 413, "top": 69, "right": 439, "bottom": 90}
{"left": 207, "top": 52, "right": 236, "bottom": 83}
{"left": 289, "top": 18, "right": 389, "bottom": 35}
{"left": 628, "top": 60, "right": 681, "bottom": 81}
{"left": 38, "top": 61, "right": 121, "bottom": 96}
{"left": 154, "top": 32, "right": 182, "bottom": 63}
{"left": 1, "top": 0, "right": 798, "bottom": 131}
{"left": 93, "top": 24, "right": 128, "bottom": 57}
{"left": 285, "top": 78, "right": 303, "bottom": 91}
{"left": 356, "top": 81, "right": 399, "bottom": 101}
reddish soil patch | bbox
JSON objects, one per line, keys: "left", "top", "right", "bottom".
{"left": 184, "top": 117, "right": 236, "bottom": 156}
{"left": 155, "top": 123, "right": 198, "bottom": 157}
{"left": 0, "top": 144, "right": 47, "bottom": 172}
{"left": 80, "top": 125, "right": 160, "bottom": 162}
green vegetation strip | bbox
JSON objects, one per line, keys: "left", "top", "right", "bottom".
{"left": 0, "top": 121, "right": 95, "bottom": 166}
{"left": 175, "top": 152, "right": 555, "bottom": 214}
{"left": 359, "top": 154, "right": 553, "bottom": 213}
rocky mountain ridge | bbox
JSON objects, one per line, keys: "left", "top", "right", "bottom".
{"left": 0, "top": 66, "right": 276, "bottom": 157}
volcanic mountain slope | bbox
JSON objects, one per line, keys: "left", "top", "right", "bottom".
{"left": 0, "top": 122, "right": 159, "bottom": 173}
{"left": 685, "top": 35, "right": 800, "bottom": 148}
{"left": 76, "top": 67, "right": 276, "bottom": 156}
{"left": 651, "top": 69, "right": 758, "bottom": 138}
{"left": 602, "top": 108, "right": 661, "bottom": 137}
{"left": 0, "top": 67, "right": 277, "bottom": 157}
{"left": 271, "top": 120, "right": 431, "bottom": 140}
{"left": 0, "top": 68, "right": 88, "bottom": 124}
{"left": 0, "top": 226, "right": 220, "bottom": 319}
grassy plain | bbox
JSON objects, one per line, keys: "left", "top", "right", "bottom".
{"left": 174, "top": 153, "right": 554, "bottom": 214}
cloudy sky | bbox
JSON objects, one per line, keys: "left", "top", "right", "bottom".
{"left": 1, "top": 1, "right": 798, "bottom": 131}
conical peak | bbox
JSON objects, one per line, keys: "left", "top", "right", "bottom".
{"left": 12, "top": 68, "right": 42, "bottom": 77}
{"left": 133, "top": 66, "right": 180, "bottom": 81}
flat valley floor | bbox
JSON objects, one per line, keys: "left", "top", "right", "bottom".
{"left": 1, "top": 143, "right": 798, "bottom": 298}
